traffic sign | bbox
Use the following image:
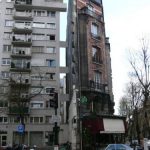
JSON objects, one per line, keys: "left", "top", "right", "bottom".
{"left": 50, "top": 115, "right": 61, "bottom": 123}
{"left": 17, "top": 124, "right": 24, "bottom": 133}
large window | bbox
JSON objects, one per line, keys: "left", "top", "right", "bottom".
{"left": 33, "top": 22, "right": 45, "bottom": 28}
{"left": 30, "top": 101, "right": 44, "bottom": 109}
{"left": 32, "top": 34, "right": 45, "bottom": 40}
{"left": 4, "top": 32, "right": 12, "bottom": 40}
{"left": 5, "top": 20, "right": 13, "bottom": 27}
{"left": 1, "top": 71, "right": 10, "bottom": 79}
{"left": 94, "top": 71, "right": 101, "bottom": 84}
{"left": 46, "top": 35, "right": 55, "bottom": 41}
{"left": 6, "top": 8, "right": 13, "bottom": 14}
{"left": 47, "top": 23, "right": 56, "bottom": 29}
{"left": 30, "top": 117, "right": 43, "bottom": 123}
{"left": 92, "top": 47, "right": 101, "bottom": 63}
{"left": 34, "top": 10, "right": 46, "bottom": 17}
{"left": 3, "top": 45, "right": 11, "bottom": 52}
{"left": 2, "top": 58, "right": 11, "bottom": 65}
{"left": 47, "top": 11, "right": 56, "bottom": 17}
{"left": 0, "top": 117, "right": 8, "bottom": 123}
{"left": 46, "top": 47, "right": 55, "bottom": 53}
{"left": 46, "top": 59, "right": 56, "bottom": 67}
{"left": 91, "top": 23, "right": 98, "bottom": 35}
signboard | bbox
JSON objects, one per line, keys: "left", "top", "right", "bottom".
{"left": 17, "top": 124, "right": 24, "bottom": 133}
{"left": 50, "top": 115, "right": 61, "bottom": 124}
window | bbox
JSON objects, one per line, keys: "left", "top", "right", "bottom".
{"left": 0, "top": 117, "right": 8, "bottom": 123}
{"left": 32, "top": 34, "right": 45, "bottom": 40}
{"left": 3, "top": 45, "right": 11, "bottom": 52}
{"left": 4, "top": 32, "right": 12, "bottom": 40}
{"left": 46, "top": 59, "right": 56, "bottom": 67}
{"left": 46, "top": 35, "right": 55, "bottom": 41}
{"left": 32, "top": 46, "right": 44, "bottom": 53}
{"left": 34, "top": 10, "right": 46, "bottom": 17}
{"left": 2, "top": 58, "right": 11, "bottom": 65}
{"left": 0, "top": 87, "right": 7, "bottom": 94}
{"left": 46, "top": 47, "right": 55, "bottom": 53}
{"left": 6, "top": 8, "right": 13, "bottom": 14}
{"left": 31, "top": 101, "right": 44, "bottom": 109}
{"left": 31, "top": 87, "right": 42, "bottom": 94}
{"left": 5, "top": 20, "right": 13, "bottom": 27}
{"left": 47, "top": 23, "right": 56, "bottom": 29}
{"left": 1, "top": 71, "right": 10, "bottom": 79}
{"left": 92, "top": 47, "right": 101, "bottom": 63}
{"left": 0, "top": 101, "right": 8, "bottom": 107}
{"left": 91, "top": 23, "right": 98, "bottom": 35}
{"left": 45, "top": 116, "right": 52, "bottom": 123}
{"left": 45, "top": 87, "right": 55, "bottom": 94}
{"left": 94, "top": 71, "right": 101, "bottom": 84}
{"left": 30, "top": 117, "right": 43, "bottom": 123}
{"left": 47, "top": 11, "right": 56, "bottom": 17}
{"left": 45, "top": 73, "right": 55, "bottom": 80}
{"left": 33, "top": 22, "right": 45, "bottom": 28}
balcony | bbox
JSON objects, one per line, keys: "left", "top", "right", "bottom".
{"left": 88, "top": 80, "right": 108, "bottom": 93}
{"left": 14, "top": 0, "right": 32, "bottom": 9}
{"left": 91, "top": 33, "right": 101, "bottom": 41}
{"left": 12, "top": 35, "right": 32, "bottom": 47}
{"left": 13, "top": 23, "right": 32, "bottom": 34}
{"left": 10, "top": 79, "right": 31, "bottom": 87}
{"left": 79, "top": 7, "right": 103, "bottom": 22}
{"left": 8, "top": 106, "right": 29, "bottom": 115}
{"left": 11, "top": 47, "right": 31, "bottom": 58}
{"left": 10, "top": 62, "right": 31, "bottom": 72}
{"left": 14, "top": 11, "right": 33, "bottom": 21}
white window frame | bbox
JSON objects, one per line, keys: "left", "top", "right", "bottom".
{"left": 30, "top": 101, "right": 44, "bottom": 109}
{"left": 91, "top": 23, "right": 98, "bottom": 35}
{"left": 5, "top": 20, "right": 14, "bottom": 27}
{"left": 2, "top": 58, "right": 11, "bottom": 65}
{"left": 46, "top": 47, "right": 55, "bottom": 53}
{"left": 1, "top": 71, "right": 10, "bottom": 79}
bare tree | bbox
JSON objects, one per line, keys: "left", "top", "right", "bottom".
{"left": 0, "top": 67, "right": 49, "bottom": 144}
{"left": 119, "top": 80, "right": 142, "bottom": 145}
{"left": 129, "top": 38, "right": 150, "bottom": 138}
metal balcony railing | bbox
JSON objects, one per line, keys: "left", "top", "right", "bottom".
{"left": 79, "top": 7, "right": 103, "bottom": 22}
{"left": 89, "top": 80, "right": 108, "bottom": 93}
{"left": 15, "top": 0, "right": 32, "bottom": 5}
{"left": 8, "top": 106, "right": 29, "bottom": 114}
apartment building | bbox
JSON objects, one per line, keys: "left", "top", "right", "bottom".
{"left": 0, "top": 0, "right": 68, "bottom": 147}
{"left": 66, "top": 0, "right": 121, "bottom": 150}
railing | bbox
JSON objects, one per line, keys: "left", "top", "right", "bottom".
{"left": 15, "top": 0, "right": 32, "bottom": 5}
{"left": 14, "top": 11, "right": 32, "bottom": 18}
{"left": 89, "top": 80, "right": 108, "bottom": 93}
{"left": 11, "top": 62, "right": 31, "bottom": 70}
{"left": 12, "top": 36, "right": 32, "bottom": 43}
{"left": 79, "top": 7, "right": 102, "bottom": 22}
{"left": 8, "top": 106, "right": 29, "bottom": 114}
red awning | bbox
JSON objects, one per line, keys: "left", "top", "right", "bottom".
{"left": 82, "top": 118, "right": 104, "bottom": 134}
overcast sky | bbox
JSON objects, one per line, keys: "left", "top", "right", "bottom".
{"left": 60, "top": 0, "right": 150, "bottom": 114}
{"left": 103, "top": 0, "right": 150, "bottom": 114}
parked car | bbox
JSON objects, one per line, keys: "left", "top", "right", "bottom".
{"left": 105, "top": 144, "right": 133, "bottom": 150}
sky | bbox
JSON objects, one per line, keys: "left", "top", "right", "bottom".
{"left": 60, "top": 0, "right": 150, "bottom": 114}
{"left": 103, "top": 0, "right": 150, "bottom": 114}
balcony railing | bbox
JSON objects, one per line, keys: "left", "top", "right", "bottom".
{"left": 15, "top": 0, "right": 32, "bottom": 5}
{"left": 8, "top": 106, "right": 29, "bottom": 114}
{"left": 11, "top": 48, "right": 31, "bottom": 58}
{"left": 10, "top": 62, "right": 31, "bottom": 72}
{"left": 14, "top": 11, "right": 33, "bottom": 21}
{"left": 13, "top": 23, "right": 32, "bottom": 34}
{"left": 12, "top": 36, "right": 32, "bottom": 46}
{"left": 79, "top": 7, "right": 103, "bottom": 22}
{"left": 89, "top": 80, "right": 108, "bottom": 93}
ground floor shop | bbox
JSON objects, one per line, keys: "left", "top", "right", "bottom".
{"left": 82, "top": 115, "right": 126, "bottom": 150}
{"left": 0, "top": 124, "right": 68, "bottom": 147}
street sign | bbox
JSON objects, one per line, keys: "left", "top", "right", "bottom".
{"left": 17, "top": 124, "right": 24, "bottom": 133}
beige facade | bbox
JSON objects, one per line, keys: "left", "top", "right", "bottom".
{"left": 0, "top": 0, "right": 68, "bottom": 147}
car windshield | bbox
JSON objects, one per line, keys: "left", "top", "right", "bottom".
{"left": 106, "top": 144, "right": 130, "bottom": 150}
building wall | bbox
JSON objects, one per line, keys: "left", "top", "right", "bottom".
{"left": 0, "top": 0, "right": 68, "bottom": 147}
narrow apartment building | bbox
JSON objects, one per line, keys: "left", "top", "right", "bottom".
{"left": 0, "top": 0, "right": 68, "bottom": 147}
{"left": 67, "top": 0, "right": 116, "bottom": 149}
